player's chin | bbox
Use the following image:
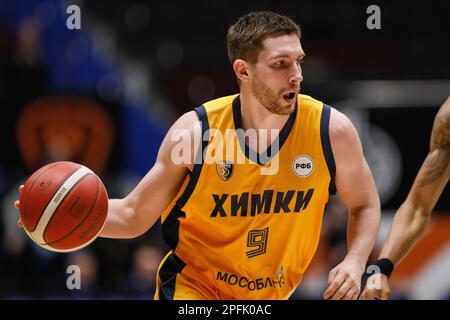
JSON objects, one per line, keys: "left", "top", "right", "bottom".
{"left": 278, "top": 99, "right": 296, "bottom": 114}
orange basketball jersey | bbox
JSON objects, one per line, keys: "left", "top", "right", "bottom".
{"left": 157, "top": 94, "right": 336, "bottom": 299}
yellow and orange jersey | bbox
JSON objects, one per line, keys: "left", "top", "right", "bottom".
{"left": 157, "top": 94, "right": 336, "bottom": 299}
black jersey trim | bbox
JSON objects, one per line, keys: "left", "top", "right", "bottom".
{"left": 176, "top": 106, "right": 210, "bottom": 208}
{"left": 157, "top": 253, "right": 187, "bottom": 300}
{"left": 320, "top": 104, "right": 336, "bottom": 195}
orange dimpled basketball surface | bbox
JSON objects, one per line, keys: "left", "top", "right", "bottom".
{"left": 19, "top": 161, "right": 108, "bottom": 252}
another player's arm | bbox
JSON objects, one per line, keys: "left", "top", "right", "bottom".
{"left": 379, "top": 98, "right": 450, "bottom": 266}
{"left": 323, "top": 108, "right": 381, "bottom": 300}
{"left": 100, "top": 111, "right": 200, "bottom": 239}
{"left": 360, "top": 98, "right": 450, "bottom": 300}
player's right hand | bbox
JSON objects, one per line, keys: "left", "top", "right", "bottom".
{"left": 15, "top": 185, "right": 24, "bottom": 228}
{"left": 359, "top": 273, "right": 391, "bottom": 300}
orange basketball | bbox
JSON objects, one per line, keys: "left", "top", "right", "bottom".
{"left": 19, "top": 161, "right": 108, "bottom": 252}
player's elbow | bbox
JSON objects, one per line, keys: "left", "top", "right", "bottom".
{"left": 124, "top": 198, "right": 158, "bottom": 238}
{"left": 130, "top": 215, "right": 155, "bottom": 238}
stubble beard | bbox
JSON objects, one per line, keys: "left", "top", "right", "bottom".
{"left": 251, "top": 76, "right": 295, "bottom": 115}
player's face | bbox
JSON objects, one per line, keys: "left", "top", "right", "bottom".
{"left": 250, "top": 34, "right": 304, "bottom": 115}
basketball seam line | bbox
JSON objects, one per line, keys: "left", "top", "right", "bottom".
{"left": 30, "top": 166, "right": 92, "bottom": 244}
{"left": 43, "top": 173, "right": 97, "bottom": 246}
{"left": 24, "top": 162, "right": 73, "bottom": 232}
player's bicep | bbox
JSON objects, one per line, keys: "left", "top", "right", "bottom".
{"left": 330, "top": 109, "right": 379, "bottom": 210}
{"left": 413, "top": 147, "right": 450, "bottom": 189}
{"left": 129, "top": 159, "right": 188, "bottom": 223}
{"left": 430, "top": 96, "right": 450, "bottom": 151}
{"left": 408, "top": 147, "right": 450, "bottom": 213}
{"left": 409, "top": 98, "right": 450, "bottom": 210}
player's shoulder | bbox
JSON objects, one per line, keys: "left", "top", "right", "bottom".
{"left": 172, "top": 110, "right": 200, "bottom": 130}
{"left": 164, "top": 111, "right": 201, "bottom": 154}
{"left": 430, "top": 96, "right": 450, "bottom": 148}
{"left": 329, "top": 108, "right": 353, "bottom": 129}
{"left": 328, "top": 107, "right": 359, "bottom": 148}
{"left": 435, "top": 96, "right": 450, "bottom": 126}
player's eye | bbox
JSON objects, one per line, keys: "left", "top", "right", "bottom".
{"left": 273, "top": 60, "right": 287, "bottom": 67}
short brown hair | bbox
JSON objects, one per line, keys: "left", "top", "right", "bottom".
{"left": 227, "top": 11, "right": 301, "bottom": 64}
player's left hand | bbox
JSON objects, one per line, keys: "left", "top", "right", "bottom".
{"left": 14, "top": 184, "right": 24, "bottom": 228}
{"left": 359, "top": 273, "right": 391, "bottom": 300}
{"left": 323, "top": 257, "right": 364, "bottom": 300}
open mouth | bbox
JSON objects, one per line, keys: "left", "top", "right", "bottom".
{"left": 282, "top": 91, "right": 297, "bottom": 102}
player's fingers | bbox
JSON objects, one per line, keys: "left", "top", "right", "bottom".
{"left": 341, "top": 286, "right": 359, "bottom": 300}
{"left": 351, "top": 289, "right": 360, "bottom": 300}
{"left": 327, "top": 268, "right": 337, "bottom": 281}
{"left": 330, "top": 280, "right": 351, "bottom": 300}
{"left": 323, "top": 272, "right": 345, "bottom": 299}
{"left": 18, "top": 219, "right": 23, "bottom": 228}
{"left": 330, "top": 278, "right": 354, "bottom": 300}
{"left": 16, "top": 185, "right": 24, "bottom": 210}
{"left": 326, "top": 267, "right": 340, "bottom": 288}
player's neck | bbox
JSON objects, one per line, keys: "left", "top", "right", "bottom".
{"left": 239, "top": 92, "right": 290, "bottom": 132}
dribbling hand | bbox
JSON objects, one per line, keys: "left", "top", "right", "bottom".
{"left": 14, "top": 185, "right": 24, "bottom": 228}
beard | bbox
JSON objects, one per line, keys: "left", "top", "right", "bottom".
{"left": 250, "top": 76, "right": 296, "bottom": 115}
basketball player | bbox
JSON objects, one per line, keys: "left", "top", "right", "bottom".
{"left": 16, "top": 11, "right": 381, "bottom": 300}
{"left": 360, "top": 97, "right": 450, "bottom": 300}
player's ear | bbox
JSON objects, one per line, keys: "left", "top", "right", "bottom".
{"left": 233, "top": 59, "right": 251, "bottom": 83}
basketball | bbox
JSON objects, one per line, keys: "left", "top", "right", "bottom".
{"left": 19, "top": 161, "right": 108, "bottom": 253}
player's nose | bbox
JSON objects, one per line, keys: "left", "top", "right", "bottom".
{"left": 289, "top": 64, "right": 303, "bottom": 86}
{"left": 289, "top": 74, "right": 303, "bottom": 87}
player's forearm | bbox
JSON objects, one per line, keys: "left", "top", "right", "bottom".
{"left": 378, "top": 201, "right": 431, "bottom": 265}
{"left": 346, "top": 206, "right": 380, "bottom": 268}
{"left": 99, "top": 198, "right": 143, "bottom": 239}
